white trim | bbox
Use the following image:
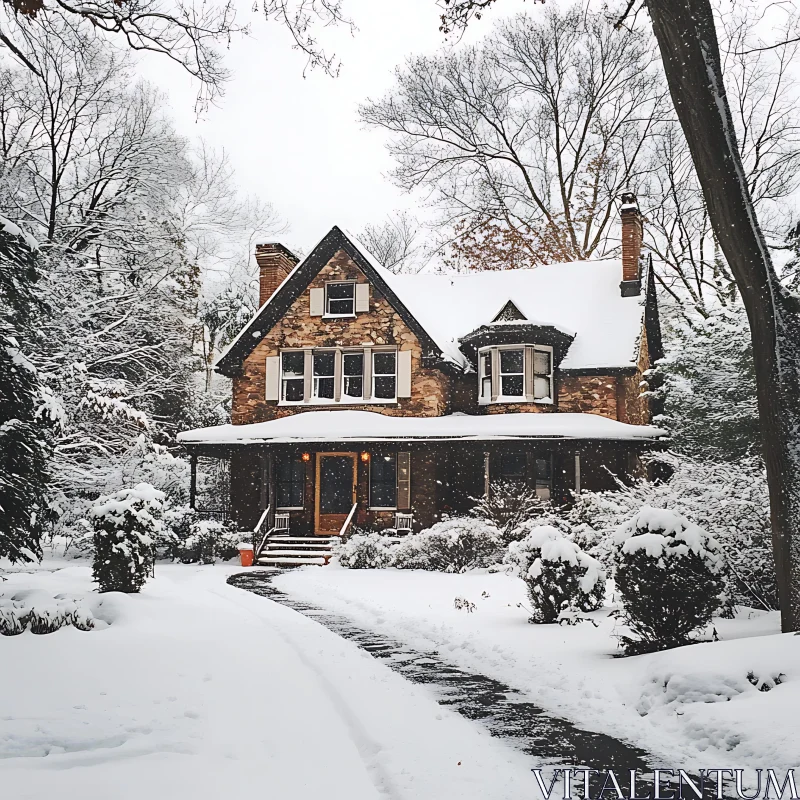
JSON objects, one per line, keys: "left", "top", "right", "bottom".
{"left": 477, "top": 344, "right": 554, "bottom": 405}
{"left": 276, "top": 506, "right": 304, "bottom": 511}
{"left": 324, "top": 280, "right": 356, "bottom": 317}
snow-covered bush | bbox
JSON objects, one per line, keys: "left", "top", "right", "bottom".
{"left": 562, "top": 453, "right": 776, "bottom": 610}
{"left": 28, "top": 604, "right": 72, "bottom": 634}
{"left": 157, "top": 503, "right": 197, "bottom": 560}
{"left": 179, "top": 519, "right": 239, "bottom": 565}
{"left": 470, "top": 482, "right": 551, "bottom": 543}
{"left": 0, "top": 603, "right": 29, "bottom": 636}
{"left": 335, "top": 532, "right": 395, "bottom": 569}
{"left": 89, "top": 483, "right": 164, "bottom": 593}
{"left": 393, "top": 517, "right": 502, "bottom": 573}
{"left": 612, "top": 506, "right": 727, "bottom": 655}
{"left": 505, "top": 525, "right": 605, "bottom": 623}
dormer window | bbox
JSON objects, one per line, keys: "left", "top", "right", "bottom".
{"left": 478, "top": 345, "right": 553, "bottom": 404}
{"left": 325, "top": 281, "right": 355, "bottom": 317}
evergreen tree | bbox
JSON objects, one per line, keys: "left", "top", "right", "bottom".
{"left": 0, "top": 218, "right": 50, "bottom": 562}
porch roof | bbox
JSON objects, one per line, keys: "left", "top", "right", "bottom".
{"left": 178, "top": 410, "right": 666, "bottom": 446}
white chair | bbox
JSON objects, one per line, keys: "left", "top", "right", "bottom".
{"left": 274, "top": 512, "right": 290, "bottom": 534}
{"left": 394, "top": 512, "right": 413, "bottom": 535}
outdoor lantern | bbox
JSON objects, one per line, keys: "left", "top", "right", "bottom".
{"left": 301, "top": 452, "right": 311, "bottom": 462}
{"left": 360, "top": 451, "right": 370, "bottom": 462}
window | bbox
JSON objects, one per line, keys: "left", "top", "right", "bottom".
{"left": 325, "top": 282, "right": 355, "bottom": 316}
{"left": 499, "top": 348, "right": 524, "bottom": 397}
{"left": 372, "top": 351, "right": 397, "bottom": 400}
{"left": 313, "top": 351, "right": 335, "bottom": 400}
{"left": 534, "top": 456, "right": 552, "bottom": 500}
{"left": 370, "top": 453, "right": 397, "bottom": 508}
{"left": 342, "top": 352, "right": 364, "bottom": 399}
{"left": 281, "top": 351, "right": 305, "bottom": 402}
{"left": 497, "top": 451, "right": 527, "bottom": 486}
{"left": 533, "top": 349, "right": 553, "bottom": 400}
{"left": 276, "top": 458, "right": 305, "bottom": 508}
{"left": 479, "top": 350, "right": 492, "bottom": 401}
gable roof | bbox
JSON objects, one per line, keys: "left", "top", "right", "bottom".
{"left": 215, "top": 226, "right": 444, "bottom": 377}
{"left": 216, "top": 225, "right": 651, "bottom": 377}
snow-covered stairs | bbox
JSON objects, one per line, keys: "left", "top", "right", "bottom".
{"left": 256, "top": 535, "right": 338, "bottom": 567}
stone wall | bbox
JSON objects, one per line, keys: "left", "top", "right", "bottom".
{"left": 557, "top": 374, "right": 618, "bottom": 419}
{"left": 232, "top": 249, "right": 449, "bottom": 424}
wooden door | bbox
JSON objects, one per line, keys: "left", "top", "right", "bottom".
{"left": 315, "top": 453, "right": 357, "bottom": 534}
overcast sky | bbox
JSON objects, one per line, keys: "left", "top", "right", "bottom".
{"left": 139, "top": 0, "right": 532, "bottom": 256}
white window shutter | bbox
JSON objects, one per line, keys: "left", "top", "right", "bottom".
{"left": 309, "top": 287, "right": 324, "bottom": 316}
{"left": 397, "top": 452, "right": 411, "bottom": 510}
{"left": 524, "top": 346, "right": 535, "bottom": 401}
{"left": 265, "top": 356, "right": 280, "bottom": 401}
{"left": 355, "top": 283, "right": 370, "bottom": 313}
{"left": 397, "top": 349, "right": 412, "bottom": 398}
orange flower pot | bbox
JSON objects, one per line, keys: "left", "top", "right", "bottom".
{"left": 238, "top": 545, "right": 254, "bottom": 567}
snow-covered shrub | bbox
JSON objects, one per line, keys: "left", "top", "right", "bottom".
{"left": 612, "top": 506, "right": 727, "bottom": 655}
{"left": 157, "top": 503, "right": 197, "bottom": 560}
{"left": 89, "top": 483, "right": 164, "bottom": 593}
{"left": 0, "top": 604, "right": 29, "bottom": 635}
{"left": 505, "top": 525, "right": 605, "bottom": 623}
{"left": 470, "top": 482, "right": 551, "bottom": 543}
{"left": 393, "top": 517, "right": 502, "bottom": 573}
{"left": 335, "top": 532, "right": 395, "bottom": 569}
{"left": 563, "top": 453, "right": 776, "bottom": 610}
{"left": 179, "top": 519, "right": 239, "bottom": 565}
{"left": 28, "top": 604, "right": 72, "bottom": 634}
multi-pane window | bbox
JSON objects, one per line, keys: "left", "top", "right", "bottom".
{"left": 313, "top": 351, "right": 335, "bottom": 399}
{"left": 370, "top": 453, "right": 397, "bottom": 508}
{"left": 342, "top": 352, "right": 364, "bottom": 399}
{"left": 276, "top": 458, "right": 305, "bottom": 508}
{"left": 281, "top": 351, "right": 305, "bottom": 402}
{"left": 325, "top": 282, "right": 355, "bottom": 316}
{"left": 533, "top": 350, "right": 553, "bottom": 400}
{"left": 499, "top": 348, "right": 525, "bottom": 397}
{"left": 479, "top": 350, "right": 492, "bottom": 401}
{"left": 372, "top": 351, "right": 397, "bottom": 400}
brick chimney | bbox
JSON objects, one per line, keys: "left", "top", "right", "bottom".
{"left": 620, "top": 192, "right": 643, "bottom": 297}
{"left": 255, "top": 243, "right": 299, "bottom": 306}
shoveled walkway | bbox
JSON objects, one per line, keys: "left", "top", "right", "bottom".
{"left": 229, "top": 570, "right": 678, "bottom": 799}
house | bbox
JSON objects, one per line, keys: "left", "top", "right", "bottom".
{"left": 178, "top": 194, "right": 665, "bottom": 548}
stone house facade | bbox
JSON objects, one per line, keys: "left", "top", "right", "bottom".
{"left": 179, "top": 194, "right": 664, "bottom": 543}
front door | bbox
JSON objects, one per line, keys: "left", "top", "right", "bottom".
{"left": 315, "top": 453, "right": 357, "bottom": 534}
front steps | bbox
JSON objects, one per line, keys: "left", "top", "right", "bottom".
{"left": 256, "top": 535, "right": 338, "bottom": 567}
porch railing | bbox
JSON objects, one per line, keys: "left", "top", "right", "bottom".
{"left": 253, "top": 506, "right": 271, "bottom": 560}
{"left": 339, "top": 503, "right": 358, "bottom": 538}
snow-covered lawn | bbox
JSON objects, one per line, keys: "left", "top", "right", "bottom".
{"left": 274, "top": 566, "right": 797, "bottom": 773}
{"left": 0, "top": 562, "right": 539, "bottom": 800}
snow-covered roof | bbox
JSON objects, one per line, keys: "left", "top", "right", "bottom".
{"left": 178, "top": 410, "right": 665, "bottom": 445}
{"left": 216, "top": 226, "right": 645, "bottom": 375}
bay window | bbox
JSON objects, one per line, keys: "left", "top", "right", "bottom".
{"left": 478, "top": 345, "right": 553, "bottom": 404}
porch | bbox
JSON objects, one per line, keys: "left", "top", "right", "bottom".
{"left": 178, "top": 410, "right": 665, "bottom": 555}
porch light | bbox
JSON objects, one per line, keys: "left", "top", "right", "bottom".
{"left": 301, "top": 452, "right": 311, "bottom": 462}
{"left": 360, "top": 451, "right": 370, "bottom": 462}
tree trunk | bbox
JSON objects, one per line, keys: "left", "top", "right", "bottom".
{"left": 645, "top": 0, "right": 800, "bottom": 630}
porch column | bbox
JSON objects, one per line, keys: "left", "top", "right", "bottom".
{"left": 189, "top": 453, "right": 197, "bottom": 510}
{"left": 259, "top": 451, "right": 268, "bottom": 510}
{"left": 483, "top": 451, "right": 491, "bottom": 498}
{"left": 266, "top": 450, "right": 276, "bottom": 526}
{"left": 574, "top": 451, "right": 582, "bottom": 496}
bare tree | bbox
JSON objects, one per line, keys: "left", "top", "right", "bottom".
{"left": 356, "top": 211, "right": 426, "bottom": 273}
{"left": 441, "top": 0, "right": 800, "bottom": 632}
{"left": 362, "top": 5, "right": 669, "bottom": 269}
{"left": 0, "top": 0, "right": 352, "bottom": 107}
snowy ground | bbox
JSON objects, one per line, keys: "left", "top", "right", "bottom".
{"left": 0, "top": 561, "right": 540, "bottom": 800}
{"left": 274, "top": 566, "right": 798, "bottom": 774}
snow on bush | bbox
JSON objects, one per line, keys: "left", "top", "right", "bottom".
{"left": 179, "top": 519, "right": 239, "bottom": 565}
{"left": 505, "top": 525, "right": 605, "bottom": 623}
{"left": 88, "top": 483, "right": 164, "bottom": 593}
{"left": 470, "top": 482, "right": 552, "bottom": 543}
{"left": 0, "top": 596, "right": 96, "bottom": 635}
{"left": 393, "top": 517, "right": 502, "bottom": 573}
{"left": 334, "top": 532, "right": 395, "bottom": 569}
{"left": 612, "top": 506, "right": 727, "bottom": 655}
{"left": 562, "top": 453, "right": 776, "bottom": 611}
